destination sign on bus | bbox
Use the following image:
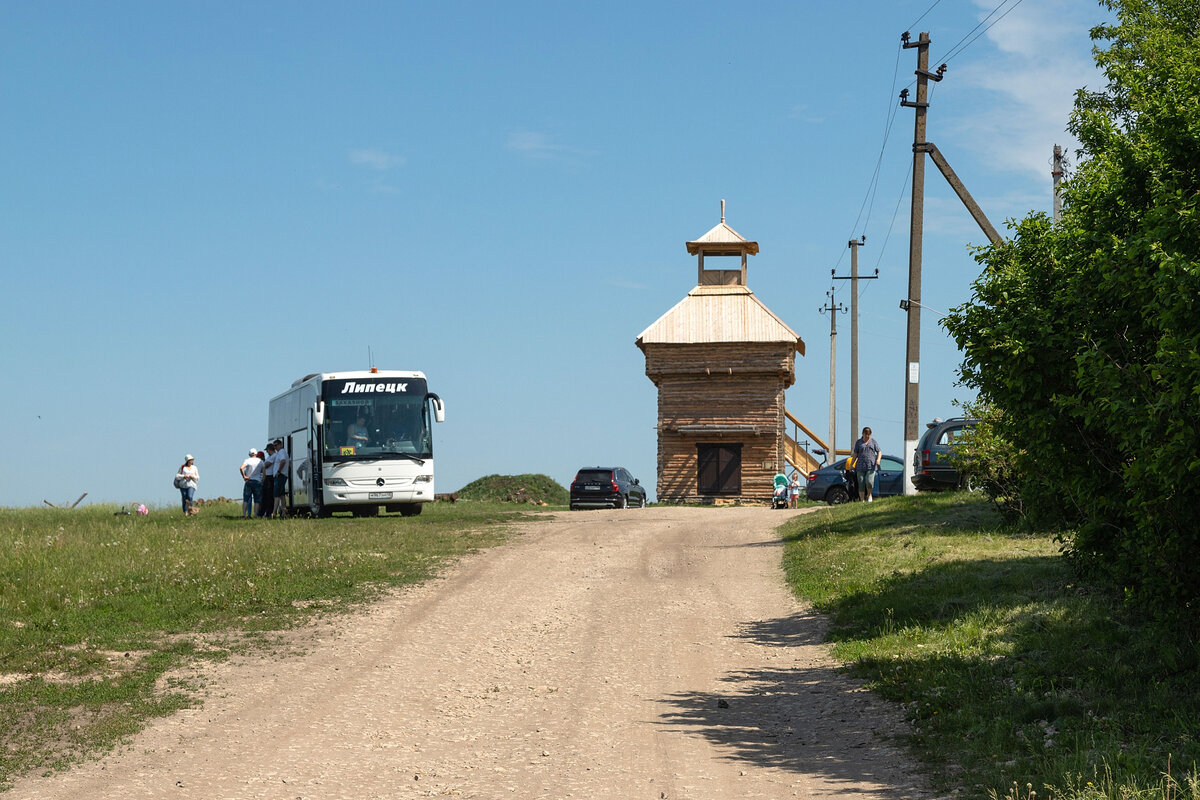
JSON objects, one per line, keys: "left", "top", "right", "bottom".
{"left": 341, "top": 381, "right": 408, "bottom": 393}
{"left": 322, "top": 378, "right": 428, "bottom": 400}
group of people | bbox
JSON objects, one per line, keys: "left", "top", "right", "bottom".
{"left": 172, "top": 440, "right": 290, "bottom": 518}
{"left": 776, "top": 425, "right": 884, "bottom": 508}
{"left": 238, "top": 440, "right": 289, "bottom": 518}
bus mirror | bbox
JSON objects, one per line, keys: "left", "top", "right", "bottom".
{"left": 427, "top": 393, "right": 445, "bottom": 423}
{"left": 312, "top": 404, "right": 324, "bottom": 426}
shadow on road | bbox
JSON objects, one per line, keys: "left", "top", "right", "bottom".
{"left": 654, "top": 614, "right": 928, "bottom": 798}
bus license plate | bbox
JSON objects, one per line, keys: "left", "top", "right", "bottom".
{"left": 369, "top": 492, "right": 392, "bottom": 500}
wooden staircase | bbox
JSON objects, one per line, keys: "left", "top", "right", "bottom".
{"left": 783, "top": 409, "right": 850, "bottom": 475}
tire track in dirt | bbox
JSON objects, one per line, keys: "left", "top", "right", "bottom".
{"left": 12, "top": 507, "right": 929, "bottom": 799}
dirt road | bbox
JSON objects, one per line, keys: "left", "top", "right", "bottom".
{"left": 13, "top": 507, "right": 928, "bottom": 799}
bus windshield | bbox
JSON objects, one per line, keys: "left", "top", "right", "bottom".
{"left": 322, "top": 378, "right": 432, "bottom": 461}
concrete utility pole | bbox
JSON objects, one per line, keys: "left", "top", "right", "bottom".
{"left": 899, "top": 31, "right": 939, "bottom": 494}
{"left": 1052, "top": 144, "right": 1065, "bottom": 224}
{"left": 819, "top": 290, "right": 847, "bottom": 466}
{"left": 833, "top": 236, "right": 878, "bottom": 440}
{"left": 896, "top": 30, "right": 1004, "bottom": 494}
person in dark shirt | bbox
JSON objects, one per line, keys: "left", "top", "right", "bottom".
{"left": 852, "top": 427, "right": 882, "bottom": 503}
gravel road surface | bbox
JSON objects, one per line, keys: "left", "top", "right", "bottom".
{"left": 13, "top": 506, "right": 928, "bottom": 799}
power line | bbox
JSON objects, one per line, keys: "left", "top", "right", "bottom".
{"left": 907, "top": 0, "right": 944, "bottom": 31}
{"left": 831, "top": 40, "right": 905, "bottom": 273}
{"left": 862, "top": 44, "right": 907, "bottom": 235}
{"left": 939, "top": 0, "right": 1028, "bottom": 66}
{"left": 830, "top": 0, "right": 1021, "bottom": 281}
{"left": 871, "top": 157, "right": 914, "bottom": 274}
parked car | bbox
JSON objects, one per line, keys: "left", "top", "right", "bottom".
{"left": 805, "top": 455, "right": 905, "bottom": 505}
{"left": 911, "top": 417, "right": 980, "bottom": 491}
{"left": 569, "top": 467, "right": 648, "bottom": 509}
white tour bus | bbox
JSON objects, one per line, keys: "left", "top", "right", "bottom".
{"left": 267, "top": 370, "right": 445, "bottom": 517}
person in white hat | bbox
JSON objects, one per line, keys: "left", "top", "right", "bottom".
{"left": 175, "top": 455, "right": 199, "bottom": 515}
{"left": 239, "top": 448, "right": 264, "bottom": 518}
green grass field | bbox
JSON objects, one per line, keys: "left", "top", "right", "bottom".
{"left": 0, "top": 500, "right": 533, "bottom": 789}
{"left": 781, "top": 493, "right": 1200, "bottom": 800}
{"left": 7, "top": 492, "right": 1200, "bottom": 798}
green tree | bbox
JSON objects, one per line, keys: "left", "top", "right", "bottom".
{"left": 943, "top": 0, "right": 1200, "bottom": 611}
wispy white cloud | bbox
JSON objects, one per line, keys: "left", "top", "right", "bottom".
{"left": 506, "top": 129, "right": 592, "bottom": 162}
{"left": 349, "top": 148, "right": 406, "bottom": 170}
{"left": 922, "top": 188, "right": 1050, "bottom": 243}
{"left": 789, "top": 104, "right": 825, "bottom": 124}
{"left": 943, "top": 0, "right": 1106, "bottom": 181}
{"left": 366, "top": 178, "right": 401, "bottom": 195}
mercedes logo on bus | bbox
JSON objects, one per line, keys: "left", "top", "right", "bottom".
{"left": 376, "top": 478, "right": 385, "bottom": 487}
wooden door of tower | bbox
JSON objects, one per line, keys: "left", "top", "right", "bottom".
{"left": 697, "top": 443, "right": 741, "bottom": 495}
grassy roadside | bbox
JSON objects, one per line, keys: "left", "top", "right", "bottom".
{"left": 779, "top": 493, "right": 1200, "bottom": 799}
{"left": 0, "top": 500, "right": 534, "bottom": 790}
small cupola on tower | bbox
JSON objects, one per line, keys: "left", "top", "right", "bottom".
{"left": 687, "top": 199, "right": 759, "bottom": 287}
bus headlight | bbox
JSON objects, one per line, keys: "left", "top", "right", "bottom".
{"left": 324, "top": 477, "right": 347, "bottom": 486}
{"left": 413, "top": 475, "right": 433, "bottom": 483}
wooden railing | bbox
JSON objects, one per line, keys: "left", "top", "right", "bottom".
{"left": 783, "top": 409, "right": 851, "bottom": 473}
{"left": 783, "top": 433, "right": 821, "bottom": 474}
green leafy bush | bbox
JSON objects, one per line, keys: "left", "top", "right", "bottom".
{"left": 944, "top": 0, "right": 1200, "bottom": 613}
{"left": 456, "top": 474, "right": 569, "bottom": 505}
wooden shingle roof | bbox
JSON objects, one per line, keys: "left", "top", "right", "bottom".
{"left": 685, "top": 221, "right": 759, "bottom": 256}
{"left": 635, "top": 285, "right": 805, "bottom": 354}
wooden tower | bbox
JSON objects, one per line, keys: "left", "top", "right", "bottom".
{"left": 636, "top": 203, "right": 806, "bottom": 503}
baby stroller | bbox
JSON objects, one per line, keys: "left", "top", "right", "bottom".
{"left": 772, "top": 473, "right": 790, "bottom": 509}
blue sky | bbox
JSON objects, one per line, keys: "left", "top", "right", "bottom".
{"left": 1, "top": 1, "right": 1108, "bottom": 507}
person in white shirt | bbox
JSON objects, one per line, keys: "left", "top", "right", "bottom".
{"left": 271, "top": 439, "right": 289, "bottom": 519}
{"left": 258, "top": 443, "right": 276, "bottom": 518}
{"left": 175, "top": 455, "right": 199, "bottom": 516}
{"left": 239, "top": 448, "right": 264, "bottom": 518}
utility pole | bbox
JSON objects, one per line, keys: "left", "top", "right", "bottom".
{"left": 1052, "top": 144, "right": 1064, "bottom": 224}
{"left": 819, "top": 289, "right": 847, "bottom": 466}
{"left": 899, "top": 31, "right": 939, "bottom": 494}
{"left": 896, "top": 31, "right": 1003, "bottom": 494}
{"left": 833, "top": 236, "right": 878, "bottom": 440}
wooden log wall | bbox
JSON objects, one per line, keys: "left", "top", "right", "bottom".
{"left": 642, "top": 342, "right": 798, "bottom": 503}
{"left": 643, "top": 343, "right": 797, "bottom": 387}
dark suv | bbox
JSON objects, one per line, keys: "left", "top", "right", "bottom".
{"left": 569, "top": 467, "right": 647, "bottom": 509}
{"left": 912, "top": 417, "right": 979, "bottom": 491}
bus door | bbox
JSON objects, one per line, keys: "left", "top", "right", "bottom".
{"left": 288, "top": 434, "right": 308, "bottom": 510}
{"left": 304, "top": 406, "right": 322, "bottom": 511}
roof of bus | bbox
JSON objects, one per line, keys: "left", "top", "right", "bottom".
{"left": 290, "top": 370, "right": 427, "bottom": 387}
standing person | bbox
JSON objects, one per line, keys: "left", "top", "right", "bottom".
{"left": 271, "top": 439, "right": 289, "bottom": 519}
{"left": 788, "top": 470, "right": 801, "bottom": 509}
{"left": 852, "top": 426, "right": 882, "bottom": 503}
{"left": 257, "top": 443, "right": 275, "bottom": 518}
{"left": 175, "top": 455, "right": 199, "bottom": 516}
{"left": 239, "top": 447, "right": 264, "bottom": 519}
